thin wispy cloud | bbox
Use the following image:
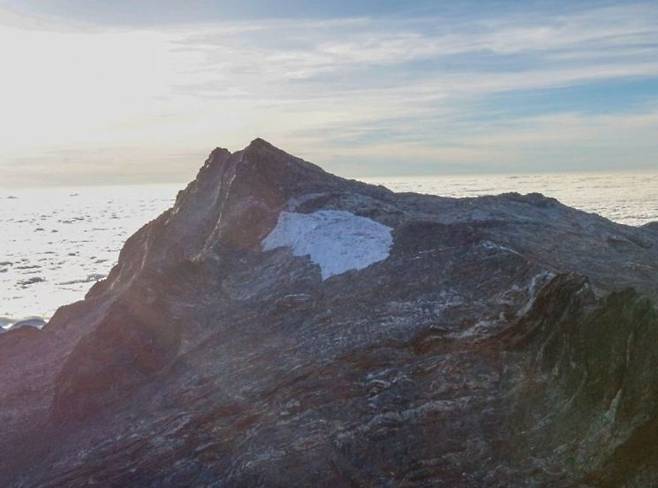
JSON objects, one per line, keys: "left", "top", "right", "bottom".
{"left": 0, "top": 1, "right": 657, "bottom": 185}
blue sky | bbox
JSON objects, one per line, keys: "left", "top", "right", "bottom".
{"left": 0, "top": 0, "right": 657, "bottom": 185}
{"left": 4, "top": 1, "right": 609, "bottom": 24}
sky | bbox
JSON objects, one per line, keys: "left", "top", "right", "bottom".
{"left": 0, "top": 0, "right": 657, "bottom": 186}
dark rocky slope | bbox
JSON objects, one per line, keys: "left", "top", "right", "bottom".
{"left": 1, "top": 139, "right": 658, "bottom": 487}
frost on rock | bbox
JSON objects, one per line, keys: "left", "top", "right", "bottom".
{"left": 262, "top": 210, "right": 393, "bottom": 279}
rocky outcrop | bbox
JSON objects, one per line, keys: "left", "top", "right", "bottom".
{"left": 1, "top": 139, "right": 657, "bottom": 487}
{"left": 500, "top": 273, "right": 658, "bottom": 486}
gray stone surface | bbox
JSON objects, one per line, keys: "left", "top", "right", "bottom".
{"left": 1, "top": 139, "right": 657, "bottom": 487}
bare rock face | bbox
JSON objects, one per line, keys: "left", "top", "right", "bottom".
{"left": 1, "top": 139, "right": 658, "bottom": 487}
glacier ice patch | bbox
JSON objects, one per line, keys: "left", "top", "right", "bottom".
{"left": 262, "top": 210, "right": 393, "bottom": 279}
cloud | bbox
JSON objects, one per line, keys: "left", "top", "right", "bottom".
{"left": 1, "top": 2, "right": 658, "bottom": 185}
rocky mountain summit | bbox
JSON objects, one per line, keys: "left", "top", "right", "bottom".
{"left": 1, "top": 139, "right": 658, "bottom": 487}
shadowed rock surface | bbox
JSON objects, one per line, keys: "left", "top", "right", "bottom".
{"left": 1, "top": 139, "right": 657, "bottom": 487}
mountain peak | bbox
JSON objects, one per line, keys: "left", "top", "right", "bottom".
{"left": 241, "top": 138, "right": 322, "bottom": 176}
{"left": 247, "top": 137, "right": 273, "bottom": 150}
{"left": 4, "top": 143, "right": 658, "bottom": 486}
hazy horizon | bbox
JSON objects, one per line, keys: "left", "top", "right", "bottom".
{"left": 1, "top": 0, "right": 658, "bottom": 186}
{"left": 2, "top": 155, "right": 658, "bottom": 190}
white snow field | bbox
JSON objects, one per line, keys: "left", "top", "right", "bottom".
{"left": 262, "top": 210, "right": 393, "bottom": 279}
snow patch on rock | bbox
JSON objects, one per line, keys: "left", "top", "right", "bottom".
{"left": 262, "top": 210, "right": 393, "bottom": 279}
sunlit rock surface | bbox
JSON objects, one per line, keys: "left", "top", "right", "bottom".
{"left": 1, "top": 139, "right": 658, "bottom": 487}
